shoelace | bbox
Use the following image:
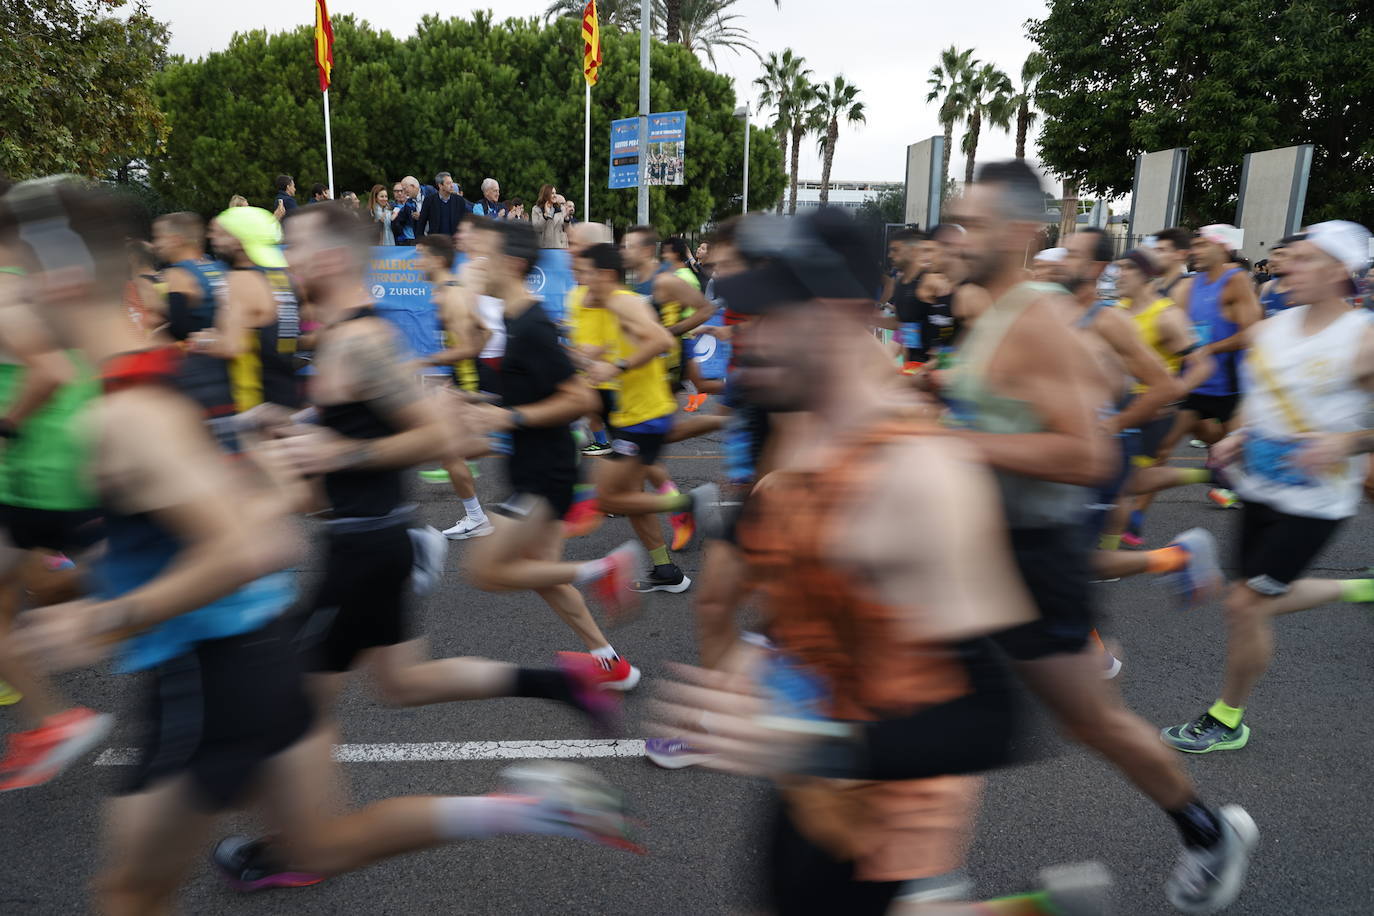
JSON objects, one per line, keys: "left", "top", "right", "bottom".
{"left": 1185, "top": 713, "right": 1221, "bottom": 738}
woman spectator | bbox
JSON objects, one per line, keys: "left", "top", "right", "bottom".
{"left": 369, "top": 184, "right": 395, "bottom": 245}
{"left": 662, "top": 236, "right": 704, "bottom": 290}
{"left": 228, "top": 194, "right": 249, "bottom": 208}
{"left": 391, "top": 180, "right": 418, "bottom": 246}
{"left": 531, "top": 184, "right": 571, "bottom": 249}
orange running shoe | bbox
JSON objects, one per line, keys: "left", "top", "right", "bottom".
{"left": 0, "top": 706, "right": 113, "bottom": 792}
{"left": 683, "top": 393, "right": 708, "bottom": 412}
{"left": 669, "top": 511, "right": 696, "bottom": 550}
{"left": 562, "top": 496, "right": 604, "bottom": 538}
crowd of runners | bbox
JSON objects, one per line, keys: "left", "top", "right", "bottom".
{"left": 0, "top": 161, "right": 1371, "bottom": 914}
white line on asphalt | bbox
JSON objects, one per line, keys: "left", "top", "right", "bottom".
{"left": 93, "top": 739, "right": 647, "bottom": 766}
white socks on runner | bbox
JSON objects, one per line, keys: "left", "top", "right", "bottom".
{"left": 432, "top": 795, "right": 576, "bottom": 841}
{"left": 462, "top": 497, "right": 486, "bottom": 522}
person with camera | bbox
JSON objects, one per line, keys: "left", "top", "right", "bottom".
{"left": 532, "top": 185, "right": 573, "bottom": 249}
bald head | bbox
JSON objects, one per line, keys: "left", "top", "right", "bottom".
{"left": 568, "top": 222, "right": 612, "bottom": 257}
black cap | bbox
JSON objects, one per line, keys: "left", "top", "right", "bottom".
{"left": 714, "top": 210, "right": 876, "bottom": 315}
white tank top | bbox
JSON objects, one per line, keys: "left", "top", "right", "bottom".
{"left": 476, "top": 295, "right": 507, "bottom": 359}
{"left": 1236, "top": 306, "right": 1373, "bottom": 519}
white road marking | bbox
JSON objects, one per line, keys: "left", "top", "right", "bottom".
{"left": 93, "top": 739, "right": 646, "bottom": 766}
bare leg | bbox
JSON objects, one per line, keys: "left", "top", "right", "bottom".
{"left": 444, "top": 457, "right": 476, "bottom": 501}
{"left": 364, "top": 638, "right": 519, "bottom": 707}
{"left": 96, "top": 777, "right": 218, "bottom": 916}
{"left": 694, "top": 539, "right": 748, "bottom": 668}
{"left": 596, "top": 458, "right": 676, "bottom": 518}
{"left": 1091, "top": 550, "right": 1152, "bottom": 581}
{"left": 1218, "top": 578, "right": 1343, "bottom": 709}
{"left": 666, "top": 414, "right": 727, "bottom": 442}
{"left": 1014, "top": 648, "right": 1195, "bottom": 810}
{"left": 466, "top": 505, "right": 592, "bottom": 591}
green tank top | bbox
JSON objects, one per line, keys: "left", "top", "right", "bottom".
{"left": 943, "top": 282, "right": 1086, "bottom": 529}
{"left": 0, "top": 354, "right": 99, "bottom": 510}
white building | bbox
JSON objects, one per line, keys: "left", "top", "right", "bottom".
{"left": 790, "top": 178, "right": 904, "bottom": 213}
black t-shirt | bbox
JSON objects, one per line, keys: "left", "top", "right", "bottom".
{"left": 274, "top": 192, "right": 298, "bottom": 214}
{"left": 500, "top": 300, "right": 577, "bottom": 482}
{"left": 917, "top": 272, "right": 960, "bottom": 360}
{"left": 890, "top": 275, "right": 924, "bottom": 362}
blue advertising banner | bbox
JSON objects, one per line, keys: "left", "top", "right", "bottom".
{"left": 609, "top": 117, "right": 640, "bottom": 189}
{"left": 365, "top": 246, "right": 578, "bottom": 361}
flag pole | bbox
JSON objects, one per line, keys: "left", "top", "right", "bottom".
{"left": 323, "top": 88, "right": 336, "bottom": 198}
{"left": 584, "top": 81, "right": 591, "bottom": 224}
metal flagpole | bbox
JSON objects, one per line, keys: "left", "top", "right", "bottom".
{"left": 742, "top": 106, "right": 750, "bottom": 213}
{"left": 584, "top": 81, "right": 591, "bottom": 224}
{"left": 323, "top": 88, "right": 336, "bottom": 198}
{"left": 636, "top": 0, "right": 649, "bottom": 224}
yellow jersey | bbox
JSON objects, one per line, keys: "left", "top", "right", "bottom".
{"left": 1120, "top": 297, "right": 1182, "bottom": 394}
{"left": 570, "top": 286, "right": 674, "bottom": 427}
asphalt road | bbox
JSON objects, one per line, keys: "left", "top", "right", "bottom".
{"left": 4, "top": 431, "right": 1373, "bottom": 915}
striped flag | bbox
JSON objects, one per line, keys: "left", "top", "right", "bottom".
{"left": 314, "top": 0, "right": 335, "bottom": 92}
{"left": 581, "top": 0, "right": 601, "bottom": 87}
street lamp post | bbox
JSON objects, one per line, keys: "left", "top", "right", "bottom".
{"left": 734, "top": 104, "right": 750, "bottom": 214}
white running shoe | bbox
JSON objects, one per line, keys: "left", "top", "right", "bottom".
{"left": 443, "top": 516, "right": 495, "bottom": 540}
{"left": 407, "top": 526, "right": 449, "bottom": 595}
{"left": 1166, "top": 805, "right": 1258, "bottom": 914}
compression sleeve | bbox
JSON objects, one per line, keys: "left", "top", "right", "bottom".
{"left": 164, "top": 291, "right": 194, "bottom": 341}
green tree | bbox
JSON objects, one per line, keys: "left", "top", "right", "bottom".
{"left": 925, "top": 46, "right": 975, "bottom": 200}
{"left": 959, "top": 62, "right": 1014, "bottom": 186}
{"left": 0, "top": 0, "right": 169, "bottom": 180}
{"left": 1029, "top": 0, "right": 1374, "bottom": 225}
{"left": 811, "top": 76, "right": 866, "bottom": 206}
{"left": 855, "top": 185, "right": 905, "bottom": 226}
{"left": 753, "top": 49, "right": 811, "bottom": 214}
{"left": 150, "top": 13, "right": 784, "bottom": 231}
{"left": 656, "top": 0, "right": 758, "bottom": 69}
{"left": 1011, "top": 52, "right": 1045, "bottom": 161}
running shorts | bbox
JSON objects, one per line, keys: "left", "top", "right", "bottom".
{"left": 1238, "top": 499, "right": 1344, "bottom": 596}
{"left": 0, "top": 504, "right": 103, "bottom": 553}
{"left": 992, "top": 524, "right": 1095, "bottom": 660}
{"left": 120, "top": 614, "right": 313, "bottom": 810}
{"left": 1083, "top": 436, "right": 1132, "bottom": 544}
{"left": 303, "top": 522, "right": 415, "bottom": 672}
{"left": 1130, "top": 413, "right": 1175, "bottom": 468}
{"left": 1180, "top": 392, "right": 1239, "bottom": 423}
{"left": 764, "top": 794, "right": 903, "bottom": 916}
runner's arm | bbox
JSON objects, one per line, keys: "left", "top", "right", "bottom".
{"left": 656, "top": 275, "right": 716, "bottom": 336}
{"left": 1094, "top": 308, "right": 1182, "bottom": 432}
{"left": 0, "top": 303, "right": 76, "bottom": 427}
{"left": 605, "top": 293, "right": 676, "bottom": 366}
{"left": 154, "top": 266, "right": 201, "bottom": 334}
{"left": 425, "top": 288, "right": 491, "bottom": 365}
{"left": 1206, "top": 272, "right": 1262, "bottom": 354}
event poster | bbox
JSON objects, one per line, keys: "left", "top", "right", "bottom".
{"left": 608, "top": 111, "right": 687, "bottom": 188}
{"left": 608, "top": 117, "right": 640, "bottom": 189}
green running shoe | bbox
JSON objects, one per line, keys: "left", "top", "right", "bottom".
{"left": 1161, "top": 712, "right": 1250, "bottom": 754}
{"left": 418, "top": 468, "right": 450, "bottom": 484}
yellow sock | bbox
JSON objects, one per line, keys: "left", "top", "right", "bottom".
{"left": 1208, "top": 699, "right": 1244, "bottom": 729}
{"left": 1338, "top": 579, "right": 1374, "bottom": 603}
{"left": 1098, "top": 533, "right": 1122, "bottom": 550}
{"left": 1179, "top": 468, "right": 1211, "bottom": 485}
{"left": 649, "top": 545, "right": 671, "bottom": 566}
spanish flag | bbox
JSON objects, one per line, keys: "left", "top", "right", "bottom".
{"left": 581, "top": 0, "right": 601, "bottom": 87}
{"left": 314, "top": 0, "right": 335, "bottom": 92}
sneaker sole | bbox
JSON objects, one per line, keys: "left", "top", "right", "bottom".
{"left": 629, "top": 575, "right": 692, "bottom": 594}
{"left": 444, "top": 526, "right": 495, "bottom": 540}
{"left": 645, "top": 749, "right": 713, "bottom": 769}
{"left": 1102, "top": 655, "right": 1123, "bottom": 679}
{"left": 1166, "top": 806, "right": 1258, "bottom": 914}
{"left": 1160, "top": 724, "right": 1250, "bottom": 754}
{"left": 219, "top": 871, "right": 326, "bottom": 893}
{"left": 601, "top": 666, "right": 642, "bottom": 692}
{"left": 0, "top": 712, "right": 114, "bottom": 792}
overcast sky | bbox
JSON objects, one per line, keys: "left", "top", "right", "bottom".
{"left": 143, "top": 0, "right": 1055, "bottom": 189}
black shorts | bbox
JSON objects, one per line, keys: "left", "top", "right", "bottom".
{"left": 1181, "top": 392, "right": 1239, "bottom": 423}
{"left": 764, "top": 794, "right": 902, "bottom": 915}
{"left": 1130, "top": 413, "right": 1176, "bottom": 466}
{"left": 0, "top": 504, "right": 104, "bottom": 553}
{"left": 303, "top": 523, "right": 415, "bottom": 672}
{"left": 608, "top": 428, "right": 667, "bottom": 465}
{"left": 1083, "top": 436, "right": 1133, "bottom": 543}
{"left": 1238, "top": 500, "right": 1344, "bottom": 596}
{"left": 992, "top": 525, "right": 1095, "bottom": 661}
{"left": 595, "top": 389, "right": 617, "bottom": 425}
{"left": 506, "top": 475, "right": 577, "bottom": 519}
{"left": 120, "top": 614, "right": 313, "bottom": 810}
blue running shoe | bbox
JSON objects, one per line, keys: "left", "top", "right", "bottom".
{"left": 1161, "top": 712, "right": 1250, "bottom": 754}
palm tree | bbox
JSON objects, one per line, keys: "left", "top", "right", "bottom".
{"left": 1011, "top": 52, "right": 1046, "bottom": 160}
{"left": 543, "top": 0, "right": 641, "bottom": 30}
{"left": 959, "top": 62, "right": 1015, "bottom": 186}
{"left": 754, "top": 49, "right": 810, "bottom": 214}
{"left": 926, "top": 46, "right": 975, "bottom": 200}
{"left": 784, "top": 75, "right": 821, "bottom": 215}
{"left": 811, "top": 76, "right": 866, "bottom": 206}
{"left": 655, "top": 0, "right": 759, "bottom": 68}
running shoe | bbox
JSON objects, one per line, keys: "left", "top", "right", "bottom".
{"left": 1189, "top": 439, "right": 1208, "bottom": 449}
{"left": 1120, "top": 531, "right": 1145, "bottom": 549}
{"left": 556, "top": 652, "right": 628, "bottom": 732}
{"left": 0, "top": 707, "right": 114, "bottom": 791}
{"left": 590, "top": 541, "right": 649, "bottom": 622}
{"left": 689, "top": 481, "right": 724, "bottom": 542}
{"left": 443, "top": 516, "right": 495, "bottom": 540}
{"left": 1102, "top": 651, "right": 1123, "bottom": 680}
{"left": 644, "top": 738, "right": 714, "bottom": 770}
{"left": 1161, "top": 712, "right": 1250, "bottom": 754}
{"left": 1161, "top": 527, "right": 1223, "bottom": 608}
{"left": 992, "top": 861, "right": 1112, "bottom": 916}
{"left": 669, "top": 511, "right": 696, "bottom": 551}
{"left": 498, "top": 760, "right": 643, "bottom": 853}
{"left": 418, "top": 468, "right": 451, "bottom": 484}
{"left": 629, "top": 565, "right": 692, "bottom": 594}
{"left": 581, "top": 441, "right": 612, "bottom": 457}
{"left": 211, "top": 836, "right": 324, "bottom": 892}
{"left": 562, "top": 497, "right": 605, "bottom": 538}
{"left": 559, "top": 650, "right": 642, "bottom": 693}
{"left": 1207, "top": 487, "right": 1239, "bottom": 509}
{"left": 1165, "top": 805, "right": 1258, "bottom": 914}
{"left": 0, "top": 680, "right": 20, "bottom": 706}
{"left": 407, "top": 526, "right": 449, "bottom": 596}
{"left": 683, "top": 393, "right": 708, "bottom": 412}
{"left": 43, "top": 553, "right": 76, "bottom": 572}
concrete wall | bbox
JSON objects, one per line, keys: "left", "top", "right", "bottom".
{"left": 1128, "top": 148, "right": 1188, "bottom": 237}
{"left": 903, "top": 136, "right": 944, "bottom": 228}
{"left": 1236, "top": 144, "right": 1313, "bottom": 262}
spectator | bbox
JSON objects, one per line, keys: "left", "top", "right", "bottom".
{"left": 402, "top": 175, "right": 435, "bottom": 213}
{"left": 507, "top": 198, "right": 526, "bottom": 221}
{"left": 339, "top": 190, "right": 361, "bottom": 214}
{"left": 531, "top": 184, "right": 571, "bottom": 249}
{"left": 471, "top": 178, "right": 510, "bottom": 219}
{"left": 390, "top": 180, "right": 418, "bottom": 246}
{"left": 271, "top": 174, "right": 297, "bottom": 221}
{"left": 228, "top": 194, "right": 249, "bottom": 208}
{"left": 416, "top": 171, "right": 467, "bottom": 238}
{"left": 369, "top": 184, "right": 395, "bottom": 245}
{"left": 309, "top": 183, "right": 331, "bottom": 203}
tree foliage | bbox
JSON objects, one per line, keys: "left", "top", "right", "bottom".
{"left": 0, "top": 0, "right": 169, "bottom": 180}
{"left": 1030, "top": 0, "right": 1374, "bottom": 226}
{"left": 855, "top": 186, "right": 905, "bottom": 227}
{"left": 926, "top": 46, "right": 975, "bottom": 199}
{"left": 811, "top": 76, "right": 865, "bottom": 206}
{"left": 150, "top": 13, "right": 784, "bottom": 232}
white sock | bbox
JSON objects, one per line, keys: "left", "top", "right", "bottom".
{"left": 462, "top": 497, "right": 485, "bottom": 521}
{"left": 432, "top": 795, "right": 567, "bottom": 841}
{"left": 573, "top": 556, "right": 612, "bottom": 585}
{"left": 590, "top": 645, "right": 619, "bottom": 663}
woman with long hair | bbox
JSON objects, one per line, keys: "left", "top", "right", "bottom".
{"left": 369, "top": 184, "right": 394, "bottom": 245}
{"left": 531, "top": 184, "right": 570, "bottom": 249}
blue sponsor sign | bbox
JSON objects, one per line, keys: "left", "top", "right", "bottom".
{"left": 609, "top": 111, "right": 687, "bottom": 189}
{"left": 609, "top": 117, "right": 640, "bottom": 189}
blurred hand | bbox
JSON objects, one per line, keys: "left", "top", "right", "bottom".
{"left": 584, "top": 361, "right": 620, "bottom": 384}
{"left": 1210, "top": 433, "right": 1244, "bottom": 468}
{"left": 1294, "top": 432, "right": 1351, "bottom": 474}
{"left": 262, "top": 424, "right": 361, "bottom": 475}
{"left": 16, "top": 600, "right": 115, "bottom": 672}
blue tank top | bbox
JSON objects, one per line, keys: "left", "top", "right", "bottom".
{"left": 1260, "top": 282, "right": 1291, "bottom": 318}
{"left": 172, "top": 258, "right": 227, "bottom": 333}
{"left": 1189, "top": 267, "right": 1243, "bottom": 396}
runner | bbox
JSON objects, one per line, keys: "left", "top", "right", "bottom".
{"left": 1030, "top": 246, "right": 1068, "bottom": 285}
{"left": 1151, "top": 227, "right": 1194, "bottom": 302}
{"left": 651, "top": 208, "right": 1043, "bottom": 913}
{"left": 1162, "top": 221, "right": 1374, "bottom": 754}
{"left": 413, "top": 232, "right": 492, "bottom": 539}
{"left": 2, "top": 180, "right": 636, "bottom": 912}
{"left": 621, "top": 225, "right": 715, "bottom": 392}
{"left": 941, "top": 161, "right": 1257, "bottom": 914}
{"left": 883, "top": 228, "right": 929, "bottom": 368}
{"left": 1258, "top": 236, "right": 1299, "bottom": 317}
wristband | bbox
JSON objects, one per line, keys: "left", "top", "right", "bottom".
{"left": 613, "top": 358, "right": 629, "bottom": 372}
{"left": 508, "top": 408, "right": 527, "bottom": 429}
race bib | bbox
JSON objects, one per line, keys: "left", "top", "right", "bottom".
{"left": 1244, "top": 432, "right": 1315, "bottom": 487}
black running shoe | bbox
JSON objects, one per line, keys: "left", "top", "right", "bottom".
{"left": 629, "top": 564, "right": 692, "bottom": 594}
{"left": 211, "top": 836, "right": 323, "bottom": 892}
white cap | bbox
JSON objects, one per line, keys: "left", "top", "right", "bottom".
{"left": 1198, "top": 224, "right": 1244, "bottom": 253}
{"left": 1305, "top": 220, "right": 1372, "bottom": 276}
{"left": 1034, "top": 247, "right": 1067, "bottom": 264}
